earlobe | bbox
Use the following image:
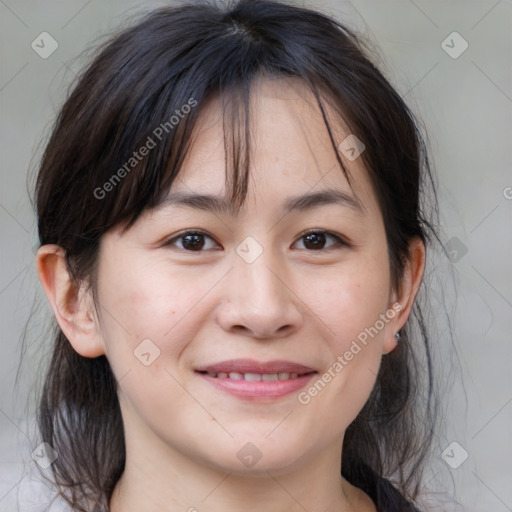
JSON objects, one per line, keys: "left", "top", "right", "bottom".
{"left": 383, "top": 238, "right": 426, "bottom": 355}
{"left": 36, "top": 244, "right": 105, "bottom": 358}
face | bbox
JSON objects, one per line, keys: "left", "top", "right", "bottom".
{"left": 92, "top": 77, "right": 401, "bottom": 475}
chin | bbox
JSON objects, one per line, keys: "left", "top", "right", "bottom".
{"left": 202, "top": 437, "right": 310, "bottom": 476}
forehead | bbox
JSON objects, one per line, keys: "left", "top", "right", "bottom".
{"left": 166, "top": 76, "right": 377, "bottom": 216}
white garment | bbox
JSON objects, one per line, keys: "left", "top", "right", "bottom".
{"left": 0, "top": 417, "right": 72, "bottom": 512}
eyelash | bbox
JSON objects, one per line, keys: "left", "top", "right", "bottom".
{"left": 164, "top": 229, "right": 350, "bottom": 253}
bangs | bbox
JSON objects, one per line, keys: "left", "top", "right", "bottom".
{"left": 48, "top": 2, "right": 361, "bottom": 244}
{"left": 101, "top": 72, "right": 353, "bottom": 240}
{"left": 105, "top": 72, "right": 256, "bottom": 235}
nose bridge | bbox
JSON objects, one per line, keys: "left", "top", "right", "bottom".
{"left": 234, "top": 238, "right": 287, "bottom": 307}
{"left": 219, "top": 236, "right": 302, "bottom": 338}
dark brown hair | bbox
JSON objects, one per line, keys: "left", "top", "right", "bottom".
{"left": 32, "top": 0, "right": 441, "bottom": 509}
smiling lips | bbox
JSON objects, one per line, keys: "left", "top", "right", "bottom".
{"left": 195, "top": 359, "right": 317, "bottom": 399}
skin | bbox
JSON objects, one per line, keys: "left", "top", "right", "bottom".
{"left": 36, "top": 77, "right": 425, "bottom": 512}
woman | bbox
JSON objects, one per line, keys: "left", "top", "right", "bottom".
{"left": 33, "top": 0, "right": 441, "bottom": 510}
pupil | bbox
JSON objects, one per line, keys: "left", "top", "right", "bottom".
{"left": 304, "top": 232, "right": 325, "bottom": 250}
{"left": 183, "top": 234, "right": 204, "bottom": 250}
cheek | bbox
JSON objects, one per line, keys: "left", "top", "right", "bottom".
{"left": 95, "top": 252, "right": 221, "bottom": 373}
{"left": 317, "top": 253, "right": 391, "bottom": 351}
{"left": 295, "top": 260, "right": 390, "bottom": 430}
{"left": 318, "top": 249, "right": 391, "bottom": 407}
{"left": 95, "top": 257, "right": 219, "bottom": 430}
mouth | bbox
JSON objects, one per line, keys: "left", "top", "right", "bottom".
{"left": 197, "top": 371, "right": 310, "bottom": 381}
{"left": 194, "top": 359, "right": 317, "bottom": 400}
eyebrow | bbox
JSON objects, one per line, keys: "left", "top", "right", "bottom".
{"left": 155, "top": 188, "right": 365, "bottom": 216}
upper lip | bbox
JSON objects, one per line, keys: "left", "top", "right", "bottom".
{"left": 195, "top": 359, "right": 316, "bottom": 375}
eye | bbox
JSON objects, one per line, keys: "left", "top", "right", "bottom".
{"left": 293, "top": 230, "right": 349, "bottom": 251}
{"left": 164, "top": 229, "right": 349, "bottom": 253}
{"left": 164, "top": 230, "right": 219, "bottom": 252}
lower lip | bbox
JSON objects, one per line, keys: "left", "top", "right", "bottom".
{"left": 197, "top": 372, "right": 317, "bottom": 399}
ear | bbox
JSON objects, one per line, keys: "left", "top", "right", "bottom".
{"left": 36, "top": 244, "right": 105, "bottom": 358}
{"left": 382, "top": 237, "right": 426, "bottom": 354}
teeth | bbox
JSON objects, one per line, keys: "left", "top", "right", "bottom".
{"left": 244, "top": 373, "right": 262, "bottom": 382}
{"left": 208, "top": 372, "right": 303, "bottom": 380}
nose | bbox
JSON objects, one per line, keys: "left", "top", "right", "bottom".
{"left": 216, "top": 247, "right": 303, "bottom": 339}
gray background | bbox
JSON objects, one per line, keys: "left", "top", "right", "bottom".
{"left": 1, "top": 0, "right": 511, "bottom": 510}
